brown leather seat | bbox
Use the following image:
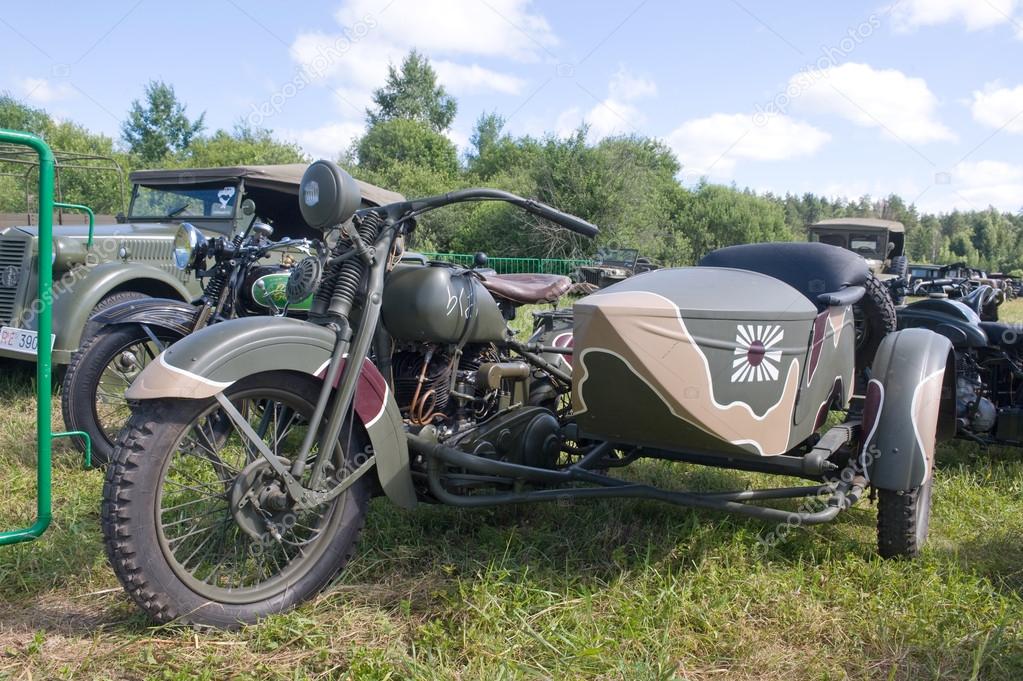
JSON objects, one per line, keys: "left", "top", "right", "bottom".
{"left": 481, "top": 273, "right": 573, "bottom": 305}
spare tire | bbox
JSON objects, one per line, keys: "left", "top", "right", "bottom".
{"left": 854, "top": 273, "right": 897, "bottom": 378}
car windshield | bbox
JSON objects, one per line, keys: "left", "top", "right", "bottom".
{"left": 849, "top": 234, "right": 882, "bottom": 257}
{"left": 595, "top": 248, "right": 638, "bottom": 266}
{"left": 129, "top": 182, "right": 240, "bottom": 219}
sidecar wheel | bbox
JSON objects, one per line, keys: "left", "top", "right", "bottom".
{"left": 102, "top": 371, "right": 370, "bottom": 628}
{"left": 876, "top": 474, "right": 934, "bottom": 559}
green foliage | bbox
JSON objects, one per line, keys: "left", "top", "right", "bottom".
{"left": 356, "top": 118, "right": 459, "bottom": 176}
{"left": 682, "top": 182, "right": 794, "bottom": 260}
{"left": 0, "top": 94, "right": 127, "bottom": 214}
{"left": 175, "top": 123, "right": 307, "bottom": 168}
{"left": 366, "top": 50, "right": 457, "bottom": 132}
{"left": 121, "top": 80, "right": 205, "bottom": 163}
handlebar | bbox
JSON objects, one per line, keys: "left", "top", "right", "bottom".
{"left": 389, "top": 188, "right": 599, "bottom": 239}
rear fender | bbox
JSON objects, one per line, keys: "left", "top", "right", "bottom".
{"left": 861, "top": 328, "right": 955, "bottom": 491}
{"left": 91, "top": 297, "right": 198, "bottom": 336}
{"left": 125, "top": 315, "right": 416, "bottom": 509}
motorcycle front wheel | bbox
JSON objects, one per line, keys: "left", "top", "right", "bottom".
{"left": 62, "top": 324, "right": 184, "bottom": 465}
{"left": 102, "top": 371, "right": 370, "bottom": 628}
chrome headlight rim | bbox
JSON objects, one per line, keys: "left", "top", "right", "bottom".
{"left": 173, "top": 222, "right": 207, "bottom": 271}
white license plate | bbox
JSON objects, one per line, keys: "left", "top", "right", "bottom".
{"left": 0, "top": 327, "right": 55, "bottom": 356}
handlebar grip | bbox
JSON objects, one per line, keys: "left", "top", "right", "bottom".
{"left": 527, "top": 200, "right": 599, "bottom": 238}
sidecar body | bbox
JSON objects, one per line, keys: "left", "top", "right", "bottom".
{"left": 574, "top": 267, "right": 853, "bottom": 457}
{"left": 573, "top": 243, "right": 953, "bottom": 478}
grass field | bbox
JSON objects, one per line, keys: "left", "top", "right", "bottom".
{"left": 0, "top": 301, "right": 1021, "bottom": 680}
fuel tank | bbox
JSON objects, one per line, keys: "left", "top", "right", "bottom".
{"left": 572, "top": 267, "right": 854, "bottom": 457}
{"left": 382, "top": 263, "right": 507, "bottom": 344}
{"left": 897, "top": 297, "right": 988, "bottom": 348}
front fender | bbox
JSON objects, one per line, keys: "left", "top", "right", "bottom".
{"left": 50, "top": 262, "right": 192, "bottom": 355}
{"left": 92, "top": 297, "right": 199, "bottom": 336}
{"left": 125, "top": 316, "right": 416, "bottom": 509}
{"left": 862, "top": 328, "right": 955, "bottom": 491}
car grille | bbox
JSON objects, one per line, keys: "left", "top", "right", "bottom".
{"left": 0, "top": 239, "right": 27, "bottom": 325}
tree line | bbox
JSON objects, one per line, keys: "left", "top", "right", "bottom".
{"left": 2, "top": 51, "right": 1022, "bottom": 273}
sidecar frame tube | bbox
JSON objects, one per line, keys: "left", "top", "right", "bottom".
{"left": 409, "top": 435, "right": 857, "bottom": 525}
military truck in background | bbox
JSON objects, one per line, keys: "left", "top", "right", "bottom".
{"left": 808, "top": 217, "right": 909, "bottom": 304}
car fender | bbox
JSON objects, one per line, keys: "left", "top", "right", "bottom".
{"left": 91, "top": 297, "right": 199, "bottom": 337}
{"left": 861, "top": 328, "right": 955, "bottom": 491}
{"left": 50, "top": 262, "right": 192, "bottom": 353}
{"left": 125, "top": 315, "right": 416, "bottom": 509}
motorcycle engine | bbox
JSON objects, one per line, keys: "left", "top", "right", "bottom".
{"left": 392, "top": 345, "right": 501, "bottom": 427}
{"left": 393, "top": 344, "right": 562, "bottom": 468}
{"left": 957, "top": 371, "right": 997, "bottom": 433}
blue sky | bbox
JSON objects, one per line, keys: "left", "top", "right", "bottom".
{"left": 3, "top": 0, "right": 1023, "bottom": 213}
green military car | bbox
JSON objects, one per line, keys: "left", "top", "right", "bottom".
{"left": 808, "top": 217, "right": 909, "bottom": 304}
{"left": 0, "top": 164, "right": 401, "bottom": 364}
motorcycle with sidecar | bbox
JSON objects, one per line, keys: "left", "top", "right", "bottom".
{"left": 102, "top": 161, "right": 955, "bottom": 628}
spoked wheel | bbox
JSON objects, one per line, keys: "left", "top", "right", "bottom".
{"left": 102, "top": 371, "right": 370, "bottom": 628}
{"left": 62, "top": 324, "right": 183, "bottom": 465}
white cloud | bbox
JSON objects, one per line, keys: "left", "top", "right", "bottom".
{"left": 790, "top": 63, "right": 955, "bottom": 143}
{"left": 334, "top": 0, "right": 555, "bottom": 62}
{"left": 608, "top": 68, "right": 657, "bottom": 101}
{"left": 667, "top": 113, "right": 830, "bottom": 178}
{"left": 18, "top": 77, "right": 74, "bottom": 105}
{"left": 279, "top": 122, "right": 364, "bottom": 160}
{"left": 553, "top": 67, "right": 657, "bottom": 140}
{"left": 290, "top": 0, "right": 551, "bottom": 93}
{"left": 445, "top": 126, "right": 471, "bottom": 153}
{"left": 891, "top": 0, "right": 1021, "bottom": 32}
{"left": 433, "top": 61, "right": 525, "bottom": 95}
{"left": 909, "top": 160, "right": 1023, "bottom": 213}
{"left": 971, "top": 82, "right": 1023, "bottom": 133}
{"left": 554, "top": 107, "right": 582, "bottom": 137}
{"left": 288, "top": 0, "right": 551, "bottom": 148}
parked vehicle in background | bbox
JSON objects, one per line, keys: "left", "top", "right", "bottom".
{"left": 60, "top": 224, "right": 316, "bottom": 465}
{"left": 899, "top": 285, "right": 1021, "bottom": 445}
{"left": 573, "top": 247, "right": 657, "bottom": 290}
{"left": 0, "top": 163, "right": 402, "bottom": 365}
{"left": 909, "top": 263, "right": 941, "bottom": 287}
{"left": 808, "top": 218, "right": 909, "bottom": 304}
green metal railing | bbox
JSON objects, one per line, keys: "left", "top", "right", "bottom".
{"left": 54, "top": 201, "right": 95, "bottom": 248}
{"left": 421, "top": 252, "right": 593, "bottom": 276}
{"left": 0, "top": 129, "right": 92, "bottom": 547}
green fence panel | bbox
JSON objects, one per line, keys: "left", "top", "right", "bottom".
{"left": 421, "top": 253, "right": 593, "bottom": 276}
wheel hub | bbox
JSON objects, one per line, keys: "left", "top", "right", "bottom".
{"left": 115, "top": 350, "right": 140, "bottom": 374}
{"left": 229, "top": 457, "right": 295, "bottom": 541}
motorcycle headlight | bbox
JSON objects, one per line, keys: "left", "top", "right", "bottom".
{"left": 173, "top": 222, "right": 207, "bottom": 271}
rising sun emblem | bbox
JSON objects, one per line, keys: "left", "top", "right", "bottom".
{"left": 731, "top": 324, "right": 784, "bottom": 383}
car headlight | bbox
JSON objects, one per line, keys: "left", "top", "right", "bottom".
{"left": 51, "top": 237, "right": 88, "bottom": 272}
{"left": 173, "top": 222, "right": 207, "bottom": 271}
